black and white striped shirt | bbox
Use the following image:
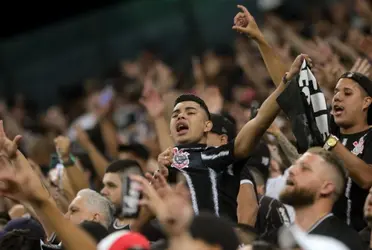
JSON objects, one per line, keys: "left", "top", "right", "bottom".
{"left": 169, "top": 142, "right": 235, "bottom": 216}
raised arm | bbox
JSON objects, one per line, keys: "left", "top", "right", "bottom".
{"left": 267, "top": 123, "right": 300, "bottom": 164}
{"left": 54, "top": 136, "right": 89, "bottom": 194}
{"left": 233, "top": 5, "right": 287, "bottom": 87}
{"left": 0, "top": 121, "right": 97, "bottom": 250}
{"left": 75, "top": 126, "right": 109, "bottom": 180}
{"left": 140, "top": 76, "right": 174, "bottom": 151}
{"left": 233, "top": 55, "right": 312, "bottom": 158}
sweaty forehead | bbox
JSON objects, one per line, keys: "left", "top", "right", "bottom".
{"left": 335, "top": 78, "right": 361, "bottom": 91}
{"left": 173, "top": 101, "right": 201, "bottom": 111}
{"left": 298, "top": 152, "right": 324, "bottom": 170}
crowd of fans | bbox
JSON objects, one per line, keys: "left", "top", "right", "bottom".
{"left": 1, "top": 0, "right": 372, "bottom": 249}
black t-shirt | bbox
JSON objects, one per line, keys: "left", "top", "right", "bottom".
{"left": 309, "top": 214, "right": 365, "bottom": 250}
{"left": 108, "top": 218, "right": 131, "bottom": 234}
{"left": 256, "top": 195, "right": 290, "bottom": 241}
{"left": 217, "top": 159, "right": 258, "bottom": 222}
{"left": 169, "top": 142, "right": 235, "bottom": 216}
{"left": 333, "top": 128, "right": 372, "bottom": 231}
{"left": 358, "top": 226, "right": 370, "bottom": 249}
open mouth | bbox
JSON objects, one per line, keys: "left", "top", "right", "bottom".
{"left": 176, "top": 121, "right": 189, "bottom": 135}
{"left": 286, "top": 179, "right": 295, "bottom": 186}
{"left": 332, "top": 105, "right": 344, "bottom": 116}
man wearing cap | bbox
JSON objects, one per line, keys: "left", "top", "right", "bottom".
{"left": 207, "top": 113, "right": 259, "bottom": 225}
{"left": 325, "top": 72, "right": 372, "bottom": 231}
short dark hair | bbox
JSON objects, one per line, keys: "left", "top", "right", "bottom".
{"left": 105, "top": 159, "right": 142, "bottom": 175}
{"left": 190, "top": 212, "right": 240, "bottom": 250}
{"left": 307, "top": 147, "right": 347, "bottom": 199}
{"left": 174, "top": 94, "right": 211, "bottom": 120}
{"left": 0, "top": 230, "right": 40, "bottom": 250}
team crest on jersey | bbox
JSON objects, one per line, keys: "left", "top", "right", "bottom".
{"left": 172, "top": 148, "right": 190, "bottom": 170}
{"left": 351, "top": 135, "right": 366, "bottom": 156}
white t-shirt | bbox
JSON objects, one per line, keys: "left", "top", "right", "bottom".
{"left": 266, "top": 169, "right": 296, "bottom": 222}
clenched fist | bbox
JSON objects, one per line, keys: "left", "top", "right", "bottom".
{"left": 157, "top": 147, "right": 174, "bottom": 177}
{"left": 54, "top": 136, "right": 71, "bottom": 162}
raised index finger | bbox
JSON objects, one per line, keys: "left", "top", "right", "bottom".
{"left": 237, "top": 5, "right": 253, "bottom": 21}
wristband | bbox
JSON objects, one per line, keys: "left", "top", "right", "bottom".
{"left": 61, "top": 154, "right": 76, "bottom": 167}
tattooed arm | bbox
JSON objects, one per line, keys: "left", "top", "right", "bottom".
{"left": 276, "top": 132, "right": 300, "bottom": 164}
{"left": 267, "top": 124, "right": 300, "bottom": 164}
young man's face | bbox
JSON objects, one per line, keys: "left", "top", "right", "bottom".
{"left": 170, "top": 101, "right": 212, "bottom": 145}
{"left": 332, "top": 78, "right": 371, "bottom": 128}
{"left": 101, "top": 173, "right": 122, "bottom": 210}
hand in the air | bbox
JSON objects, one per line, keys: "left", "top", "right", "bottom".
{"left": 350, "top": 57, "right": 371, "bottom": 77}
{"left": 0, "top": 121, "right": 22, "bottom": 159}
{"left": 54, "top": 136, "right": 71, "bottom": 162}
{"left": 131, "top": 174, "right": 192, "bottom": 237}
{"left": 140, "top": 75, "right": 165, "bottom": 119}
{"left": 286, "top": 54, "right": 313, "bottom": 82}
{"left": 232, "top": 5, "right": 263, "bottom": 41}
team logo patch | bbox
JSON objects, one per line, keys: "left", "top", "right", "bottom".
{"left": 351, "top": 135, "right": 366, "bottom": 156}
{"left": 172, "top": 148, "right": 190, "bottom": 170}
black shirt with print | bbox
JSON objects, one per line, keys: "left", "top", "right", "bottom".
{"left": 108, "top": 219, "right": 130, "bottom": 234}
{"left": 309, "top": 214, "right": 365, "bottom": 250}
{"left": 168, "top": 141, "right": 235, "bottom": 218}
{"left": 257, "top": 195, "right": 290, "bottom": 242}
{"left": 217, "top": 158, "right": 258, "bottom": 222}
{"left": 333, "top": 128, "right": 372, "bottom": 231}
{"left": 263, "top": 214, "right": 364, "bottom": 248}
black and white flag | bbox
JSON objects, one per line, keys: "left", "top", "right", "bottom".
{"left": 277, "top": 60, "right": 330, "bottom": 153}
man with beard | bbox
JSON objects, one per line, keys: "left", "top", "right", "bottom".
{"left": 325, "top": 72, "right": 372, "bottom": 232}
{"left": 100, "top": 159, "right": 143, "bottom": 233}
{"left": 278, "top": 147, "right": 364, "bottom": 250}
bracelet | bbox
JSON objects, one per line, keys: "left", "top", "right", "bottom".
{"left": 62, "top": 154, "right": 76, "bottom": 167}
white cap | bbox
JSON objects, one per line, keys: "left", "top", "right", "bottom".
{"left": 279, "top": 225, "right": 350, "bottom": 250}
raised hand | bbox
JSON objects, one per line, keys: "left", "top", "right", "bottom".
{"left": 140, "top": 75, "right": 165, "bottom": 119}
{"left": 0, "top": 121, "right": 22, "bottom": 159}
{"left": 131, "top": 175, "right": 192, "bottom": 237}
{"left": 232, "top": 5, "right": 263, "bottom": 41}
{"left": 351, "top": 57, "right": 371, "bottom": 77}
{"left": 286, "top": 54, "right": 313, "bottom": 81}
{"left": 267, "top": 122, "right": 281, "bottom": 136}
{"left": 145, "top": 172, "right": 172, "bottom": 198}
{"left": 54, "top": 136, "right": 72, "bottom": 163}
{"left": 0, "top": 155, "right": 49, "bottom": 205}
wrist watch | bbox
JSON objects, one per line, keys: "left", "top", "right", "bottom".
{"left": 62, "top": 154, "right": 76, "bottom": 167}
{"left": 323, "top": 135, "right": 339, "bottom": 151}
